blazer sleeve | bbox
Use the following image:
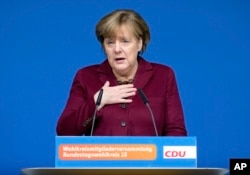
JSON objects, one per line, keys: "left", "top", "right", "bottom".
{"left": 56, "top": 70, "right": 96, "bottom": 136}
{"left": 164, "top": 68, "right": 187, "bottom": 136}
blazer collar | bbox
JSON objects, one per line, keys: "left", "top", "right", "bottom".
{"left": 97, "top": 56, "right": 153, "bottom": 89}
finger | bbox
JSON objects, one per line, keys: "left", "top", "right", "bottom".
{"left": 120, "top": 87, "right": 137, "bottom": 93}
{"left": 119, "top": 92, "right": 136, "bottom": 100}
{"left": 120, "top": 98, "right": 133, "bottom": 103}
{"left": 103, "top": 81, "right": 110, "bottom": 88}
{"left": 125, "top": 91, "right": 137, "bottom": 97}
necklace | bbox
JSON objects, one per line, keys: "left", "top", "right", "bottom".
{"left": 117, "top": 79, "right": 134, "bottom": 85}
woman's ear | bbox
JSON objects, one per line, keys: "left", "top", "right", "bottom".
{"left": 138, "top": 38, "right": 143, "bottom": 52}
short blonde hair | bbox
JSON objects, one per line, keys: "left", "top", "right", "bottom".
{"left": 95, "top": 9, "right": 150, "bottom": 54}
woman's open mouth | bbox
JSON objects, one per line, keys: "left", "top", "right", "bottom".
{"left": 115, "top": 57, "right": 126, "bottom": 63}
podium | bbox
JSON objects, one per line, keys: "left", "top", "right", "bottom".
{"left": 21, "top": 167, "right": 229, "bottom": 175}
{"left": 21, "top": 136, "right": 229, "bottom": 175}
{"left": 55, "top": 136, "right": 197, "bottom": 167}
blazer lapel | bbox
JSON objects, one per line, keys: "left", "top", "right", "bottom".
{"left": 134, "top": 57, "right": 153, "bottom": 89}
{"left": 97, "top": 59, "right": 118, "bottom": 86}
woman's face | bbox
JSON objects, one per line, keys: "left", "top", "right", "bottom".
{"left": 103, "top": 25, "right": 142, "bottom": 77}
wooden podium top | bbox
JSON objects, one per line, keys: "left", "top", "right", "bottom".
{"left": 21, "top": 167, "right": 229, "bottom": 175}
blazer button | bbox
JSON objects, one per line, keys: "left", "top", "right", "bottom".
{"left": 120, "top": 121, "right": 126, "bottom": 127}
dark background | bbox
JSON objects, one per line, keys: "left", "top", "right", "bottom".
{"left": 1, "top": 0, "right": 249, "bottom": 174}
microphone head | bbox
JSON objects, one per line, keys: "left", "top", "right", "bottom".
{"left": 96, "top": 89, "right": 103, "bottom": 106}
{"left": 138, "top": 88, "right": 149, "bottom": 104}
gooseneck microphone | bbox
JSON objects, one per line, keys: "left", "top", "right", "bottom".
{"left": 90, "top": 88, "right": 103, "bottom": 136}
{"left": 138, "top": 88, "right": 159, "bottom": 136}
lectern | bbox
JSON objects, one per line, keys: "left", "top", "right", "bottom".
{"left": 21, "top": 136, "right": 229, "bottom": 175}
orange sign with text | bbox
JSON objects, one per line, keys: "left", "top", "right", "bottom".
{"left": 59, "top": 144, "right": 157, "bottom": 160}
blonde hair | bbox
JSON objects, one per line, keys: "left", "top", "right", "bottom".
{"left": 95, "top": 9, "right": 150, "bottom": 54}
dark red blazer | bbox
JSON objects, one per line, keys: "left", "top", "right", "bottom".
{"left": 56, "top": 57, "right": 187, "bottom": 136}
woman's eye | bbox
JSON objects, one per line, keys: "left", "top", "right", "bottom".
{"left": 107, "top": 41, "right": 114, "bottom": 44}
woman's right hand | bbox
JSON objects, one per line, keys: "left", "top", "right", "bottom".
{"left": 94, "top": 81, "right": 137, "bottom": 110}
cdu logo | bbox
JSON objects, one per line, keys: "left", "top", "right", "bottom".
{"left": 163, "top": 146, "right": 196, "bottom": 159}
{"left": 230, "top": 159, "right": 250, "bottom": 175}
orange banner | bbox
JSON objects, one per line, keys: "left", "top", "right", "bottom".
{"left": 59, "top": 144, "right": 156, "bottom": 160}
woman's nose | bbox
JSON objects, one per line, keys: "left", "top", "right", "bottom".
{"left": 114, "top": 42, "right": 122, "bottom": 53}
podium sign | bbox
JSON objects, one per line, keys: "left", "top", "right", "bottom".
{"left": 55, "top": 136, "right": 197, "bottom": 168}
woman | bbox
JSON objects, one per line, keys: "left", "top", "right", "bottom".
{"left": 56, "top": 9, "right": 187, "bottom": 136}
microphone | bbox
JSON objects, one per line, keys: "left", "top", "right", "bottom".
{"left": 138, "top": 88, "right": 159, "bottom": 136}
{"left": 90, "top": 88, "right": 103, "bottom": 136}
